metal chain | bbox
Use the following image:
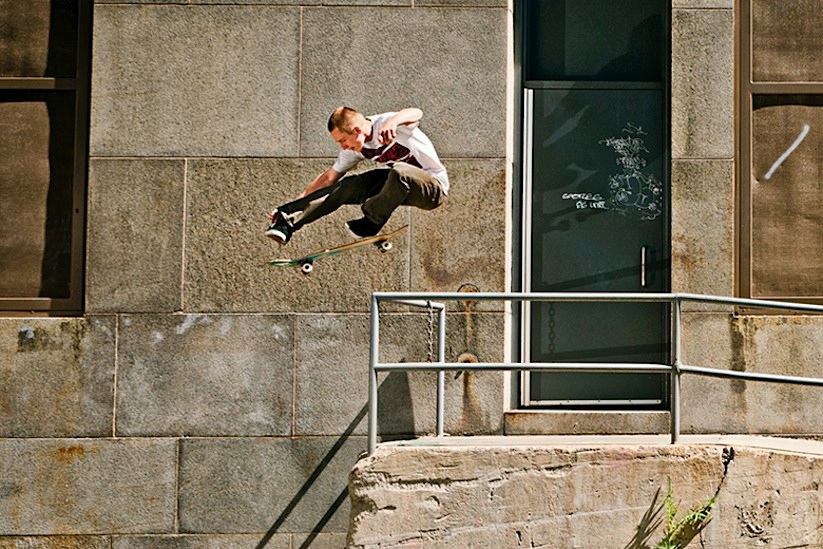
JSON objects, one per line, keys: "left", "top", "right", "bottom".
{"left": 426, "top": 300, "right": 435, "bottom": 362}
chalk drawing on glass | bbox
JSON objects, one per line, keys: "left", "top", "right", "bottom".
{"left": 600, "top": 123, "right": 663, "bottom": 221}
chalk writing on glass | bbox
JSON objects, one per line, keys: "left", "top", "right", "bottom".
{"left": 600, "top": 123, "right": 663, "bottom": 221}
{"left": 561, "top": 192, "right": 609, "bottom": 211}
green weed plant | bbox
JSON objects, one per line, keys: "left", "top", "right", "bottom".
{"left": 623, "top": 478, "right": 716, "bottom": 549}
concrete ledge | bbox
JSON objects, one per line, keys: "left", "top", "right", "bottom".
{"left": 384, "top": 434, "right": 823, "bottom": 454}
{"left": 349, "top": 435, "right": 823, "bottom": 548}
{"left": 504, "top": 410, "right": 670, "bottom": 435}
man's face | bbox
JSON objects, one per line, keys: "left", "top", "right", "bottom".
{"left": 330, "top": 127, "right": 365, "bottom": 152}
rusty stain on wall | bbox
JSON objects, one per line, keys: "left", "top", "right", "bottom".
{"left": 730, "top": 316, "right": 749, "bottom": 396}
{"left": 16, "top": 322, "right": 86, "bottom": 363}
{"left": 55, "top": 445, "right": 86, "bottom": 465}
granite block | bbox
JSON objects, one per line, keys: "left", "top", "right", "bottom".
{"left": 0, "top": 316, "right": 115, "bottom": 437}
{"left": 115, "top": 314, "right": 294, "bottom": 436}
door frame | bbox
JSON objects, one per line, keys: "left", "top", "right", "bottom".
{"left": 515, "top": 0, "right": 673, "bottom": 408}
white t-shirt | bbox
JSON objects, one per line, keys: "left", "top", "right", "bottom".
{"left": 332, "top": 112, "right": 450, "bottom": 194}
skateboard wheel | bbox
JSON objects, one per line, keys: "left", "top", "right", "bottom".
{"left": 301, "top": 262, "right": 313, "bottom": 274}
{"left": 379, "top": 241, "right": 393, "bottom": 252}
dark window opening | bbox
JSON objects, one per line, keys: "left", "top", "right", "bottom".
{"left": 0, "top": 0, "right": 90, "bottom": 315}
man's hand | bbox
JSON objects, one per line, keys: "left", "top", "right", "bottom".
{"left": 378, "top": 121, "right": 398, "bottom": 145}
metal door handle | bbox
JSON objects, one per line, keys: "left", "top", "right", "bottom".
{"left": 641, "top": 246, "right": 647, "bottom": 287}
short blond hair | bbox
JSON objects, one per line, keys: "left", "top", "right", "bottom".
{"left": 328, "top": 106, "right": 366, "bottom": 134}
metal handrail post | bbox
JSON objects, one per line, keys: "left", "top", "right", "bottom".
{"left": 436, "top": 305, "right": 446, "bottom": 437}
{"left": 670, "top": 296, "right": 681, "bottom": 444}
{"left": 368, "top": 295, "right": 380, "bottom": 454}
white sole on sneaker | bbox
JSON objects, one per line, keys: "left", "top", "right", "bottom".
{"left": 265, "top": 227, "right": 289, "bottom": 244}
{"left": 344, "top": 221, "right": 361, "bottom": 240}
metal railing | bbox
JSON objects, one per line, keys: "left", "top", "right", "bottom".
{"left": 368, "top": 292, "right": 823, "bottom": 454}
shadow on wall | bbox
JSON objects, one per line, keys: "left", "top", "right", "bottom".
{"left": 255, "top": 371, "right": 414, "bottom": 549}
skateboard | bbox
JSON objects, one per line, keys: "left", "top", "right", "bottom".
{"left": 268, "top": 225, "right": 409, "bottom": 274}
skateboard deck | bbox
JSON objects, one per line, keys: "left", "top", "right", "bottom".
{"left": 268, "top": 225, "right": 409, "bottom": 274}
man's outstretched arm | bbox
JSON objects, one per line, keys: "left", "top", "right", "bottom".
{"left": 298, "top": 167, "right": 342, "bottom": 198}
{"left": 269, "top": 167, "right": 343, "bottom": 221}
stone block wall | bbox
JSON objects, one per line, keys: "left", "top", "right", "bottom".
{"left": 0, "top": 1, "right": 510, "bottom": 545}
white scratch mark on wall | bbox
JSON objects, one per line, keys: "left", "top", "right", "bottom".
{"left": 764, "top": 124, "right": 810, "bottom": 180}
{"left": 271, "top": 324, "right": 287, "bottom": 340}
{"left": 219, "top": 317, "right": 234, "bottom": 336}
{"left": 175, "top": 314, "right": 213, "bottom": 335}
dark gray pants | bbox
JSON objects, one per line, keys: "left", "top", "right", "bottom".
{"left": 279, "top": 162, "right": 445, "bottom": 230}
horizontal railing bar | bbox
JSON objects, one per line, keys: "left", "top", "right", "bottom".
{"left": 372, "top": 291, "right": 823, "bottom": 314}
{"left": 374, "top": 291, "right": 674, "bottom": 303}
{"left": 680, "top": 364, "right": 823, "bottom": 387}
{"left": 387, "top": 299, "right": 447, "bottom": 309}
{"left": 375, "top": 361, "right": 823, "bottom": 387}
{"left": 677, "top": 293, "right": 823, "bottom": 313}
{"left": 375, "top": 362, "right": 672, "bottom": 374}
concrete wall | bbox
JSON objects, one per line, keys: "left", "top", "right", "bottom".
{"left": 670, "top": 0, "right": 735, "bottom": 301}
{"left": 0, "top": 0, "right": 510, "bottom": 545}
{"left": 349, "top": 436, "right": 823, "bottom": 548}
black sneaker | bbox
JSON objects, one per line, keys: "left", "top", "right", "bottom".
{"left": 265, "top": 210, "right": 294, "bottom": 244}
{"left": 346, "top": 217, "right": 383, "bottom": 239}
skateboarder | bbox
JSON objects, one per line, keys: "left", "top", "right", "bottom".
{"left": 265, "top": 106, "right": 449, "bottom": 244}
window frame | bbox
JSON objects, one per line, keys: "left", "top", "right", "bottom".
{"left": 737, "top": 0, "right": 823, "bottom": 305}
{"left": 0, "top": 0, "right": 91, "bottom": 315}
